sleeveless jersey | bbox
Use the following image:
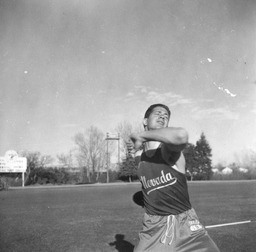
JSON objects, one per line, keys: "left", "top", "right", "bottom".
{"left": 137, "top": 146, "right": 192, "bottom": 216}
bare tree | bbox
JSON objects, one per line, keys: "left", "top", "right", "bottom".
{"left": 20, "top": 151, "right": 54, "bottom": 184}
{"left": 74, "top": 126, "right": 106, "bottom": 182}
{"left": 57, "top": 150, "right": 74, "bottom": 168}
{"left": 39, "top": 155, "right": 55, "bottom": 167}
{"left": 74, "top": 132, "right": 91, "bottom": 182}
{"left": 115, "top": 121, "right": 134, "bottom": 159}
{"left": 235, "top": 147, "right": 256, "bottom": 169}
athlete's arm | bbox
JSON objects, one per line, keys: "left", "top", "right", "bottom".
{"left": 130, "top": 127, "right": 188, "bottom": 172}
{"left": 130, "top": 127, "right": 188, "bottom": 151}
{"left": 160, "top": 127, "right": 188, "bottom": 166}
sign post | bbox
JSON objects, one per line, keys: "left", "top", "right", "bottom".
{"left": 22, "top": 172, "right": 25, "bottom": 187}
{"left": 0, "top": 150, "right": 27, "bottom": 187}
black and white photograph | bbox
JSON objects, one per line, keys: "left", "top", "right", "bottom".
{"left": 1, "top": 1, "right": 256, "bottom": 251}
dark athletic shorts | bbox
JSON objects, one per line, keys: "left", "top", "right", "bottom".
{"left": 134, "top": 208, "right": 220, "bottom": 252}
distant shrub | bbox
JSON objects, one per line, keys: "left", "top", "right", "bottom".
{"left": 96, "top": 170, "right": 119, "bottom": 183}
{"left": 0, "top": 174, "right": 24, "bottom": 188}
{"left": 77, "top": 170, "right": 119, "bottom": 184}
{"left": 25, "top": 167, "right": 80, "bottom": 185}
{"left": 0, "top": 176, "right": 9, "bottom": 191}
{"left": 211, "top": 168, "right": 256, "bottom": 180}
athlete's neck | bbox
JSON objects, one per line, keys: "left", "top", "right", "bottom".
{"left": 144, "top": 141, "right": 161, "bottom": 157}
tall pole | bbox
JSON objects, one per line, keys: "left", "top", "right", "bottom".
{"left": 106, "top": 132, "right": 109, "bottom": 183}
{"left": 118, "top": 133, "right": 120, "bottom": 169}
{"left": 105, "top": 132, "right": 120, "bottom": 183}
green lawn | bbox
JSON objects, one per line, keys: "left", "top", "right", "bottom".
{"left": 0, "top": 181, "right": 256, "bottom": 252}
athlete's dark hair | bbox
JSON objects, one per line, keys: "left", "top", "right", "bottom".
{"left": 144, "top": 104, "right": 171, "bottom": 119}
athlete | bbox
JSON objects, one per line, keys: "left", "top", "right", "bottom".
{"left": 128, "top": 104, "right": 220, "bottom": 252}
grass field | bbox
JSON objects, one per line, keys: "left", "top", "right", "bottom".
{"left": 0, "top": 181, "right": 256, "bottom": 252}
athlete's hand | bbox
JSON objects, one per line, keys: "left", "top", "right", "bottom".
{"left": 129, "top": 133, "right": 143, "bottom": 151}
{"left": 126, "top": 140, "right": 136, "bottom": 156}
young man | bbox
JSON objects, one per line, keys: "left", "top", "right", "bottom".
{"left": 129, "top": 104, "right": 220, "bottom": 252}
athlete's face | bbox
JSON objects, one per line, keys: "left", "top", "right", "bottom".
{"left": 144, "top": 106, "right": 170, "bottom": 130}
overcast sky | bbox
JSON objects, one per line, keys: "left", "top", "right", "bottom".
{"left": 1, "top": 0, "right": 256, "bottom": 165}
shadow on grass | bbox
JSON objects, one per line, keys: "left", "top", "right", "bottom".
{"left": 109, "top": 234, "right": 134, "bottom": 252}
{"left": 108, "top": 191, "right": 144, "bottom": 251}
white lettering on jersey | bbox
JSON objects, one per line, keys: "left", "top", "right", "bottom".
{"left": 140, "top": 170, "right": 177, "bottom": 195}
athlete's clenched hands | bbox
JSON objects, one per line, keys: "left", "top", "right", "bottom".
{"left": 129, "top": 133, "right": 144, "bottom": 151}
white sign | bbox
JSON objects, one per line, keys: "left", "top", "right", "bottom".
{"left": 0, "top": 150, "right": 27, "bottom": 173}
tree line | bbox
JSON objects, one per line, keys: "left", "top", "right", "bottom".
{"left": 1, "top": 121, "right": 256, "bottom": 188}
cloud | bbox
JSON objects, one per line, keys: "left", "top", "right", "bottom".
{"left": 126, "top": 92, "right": 134, "bottom": 97}
{"left": 123, "top": 87, "right": 240, "bottom": 123}
{"left": 191, "top": 107, "right": 239, "bottom": 120}
{"left": 123, "top": 92, "right": 135, "bottom": 102}
{"left": 146, "top": 91, "right": 179, "bottom": 101}
{"left": 144, "top": 91, "right": 196, "bottom": 109}
{"left": 134, "top": 85, "right": 148, "bottom": 93}
{"left": 236, "top": 101, "right": 256, "bottom": 114}
{"left": 252, "top": 107, "right": 256, "bottom": 114}
{"left": 59, "top": 123, "right": 80, "bottom": 128}
{"left": 124, "top": 86, "right": 195, "bottom": 108}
